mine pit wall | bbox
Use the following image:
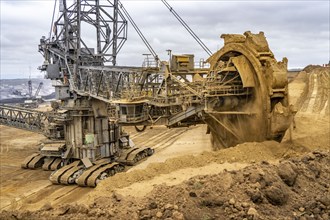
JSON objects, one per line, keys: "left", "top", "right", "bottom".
{"left": 288, "top": 71, "right": 309, "bottom": 111}
{"left": 313, "top": 67, "right": 329, "bottom": 115}
{"left": 293, "top": 66, "right": 330, "bottom": 116}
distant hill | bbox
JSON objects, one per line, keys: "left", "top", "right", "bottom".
{"left": 0, "top": 78, "right": 54, "bottom": 101}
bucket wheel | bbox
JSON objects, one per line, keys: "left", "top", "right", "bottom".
{"left": 206, "top": 54, "right": 267, "bottom": 149}
{"left": 205, "top": 31, "right": 293, "bottom": 149}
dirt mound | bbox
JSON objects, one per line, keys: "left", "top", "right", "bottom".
{"left": 2, "top": 151, "right": 329, "bottom": 220}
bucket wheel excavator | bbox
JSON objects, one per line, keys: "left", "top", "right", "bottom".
{"left": 0, "top": 0, "right": 294, "bottom": 187}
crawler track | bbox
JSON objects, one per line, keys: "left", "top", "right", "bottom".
{"left": 49, "top": 161, "right": 83, "bottom": 185}
{"left": 21, "top": 153, "right": 45, "bottom": 169}
{"left": 42, "top": 158, "right": 62, "bottom": 171}
{"left": 46, "top": 146, "right": 154, "bottom": 187}
{"left": 77, "top": 162, "right": 124, "bottom": 187}
{"left": 118, "top": 147, "right": 154, "bottom": 165}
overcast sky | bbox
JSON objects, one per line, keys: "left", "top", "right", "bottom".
{"left": 0, "top": 0, "right": 329, "bottom": 79}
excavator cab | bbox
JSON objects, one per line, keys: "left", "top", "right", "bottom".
{"left": 118, "top": 102, "right": 148, "bottom": 124}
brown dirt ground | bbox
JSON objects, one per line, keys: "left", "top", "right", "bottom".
{"left": 0, "top": 66, "right": 329, "bottom": 219}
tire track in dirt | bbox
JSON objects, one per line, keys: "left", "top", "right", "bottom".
{"left": 152, "top": 129, "right": 190, "bottom": 151}
{"left": 18, "top": 185, "right": 90, "bottom": 211}
{"left": 1, "top": 180, "right": 91, "bottom": 211}
{"left": 0, "top": 180, "right": 51, "bottom": 210}
{"left": 0, "top": 145, "right": 9, "bottom": 153}
{"left": 138, "top": 129, "right": 175, "bottom": 146}
{"left": 0, "top": 169, "right": 46, "bottom": 186}
{"left": 139, "top": 128, "right": 187, "bottom": 148}
{"left": 128, "top": 125, "right": 211, "bottom": 171}
{"left": 129, "top": 128, "right": 149, "bottom": 139}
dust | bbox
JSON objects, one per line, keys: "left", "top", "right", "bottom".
{"left": 206, "top": 63, "right": 273, "bottom": 150}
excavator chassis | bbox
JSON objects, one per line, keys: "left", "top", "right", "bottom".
{"left": 15, "top": 103, "right": 155, "bottom": 187}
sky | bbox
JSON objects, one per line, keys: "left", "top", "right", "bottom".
{"left": 0, "top": 0, "right": 329, "bottom": 79}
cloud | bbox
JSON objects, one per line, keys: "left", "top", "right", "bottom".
{"left": 1, "top": 0, "right": 329, "bottom": 79}
{"left": 1, "top": 1, "right": 54, "bottom": 78}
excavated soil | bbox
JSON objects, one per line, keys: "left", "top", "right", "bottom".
{"left": 2, "top": 151, "right": 329, "bottom": 220}
{"left": 0, "top": 65, "right": 329, "bottom": 219}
